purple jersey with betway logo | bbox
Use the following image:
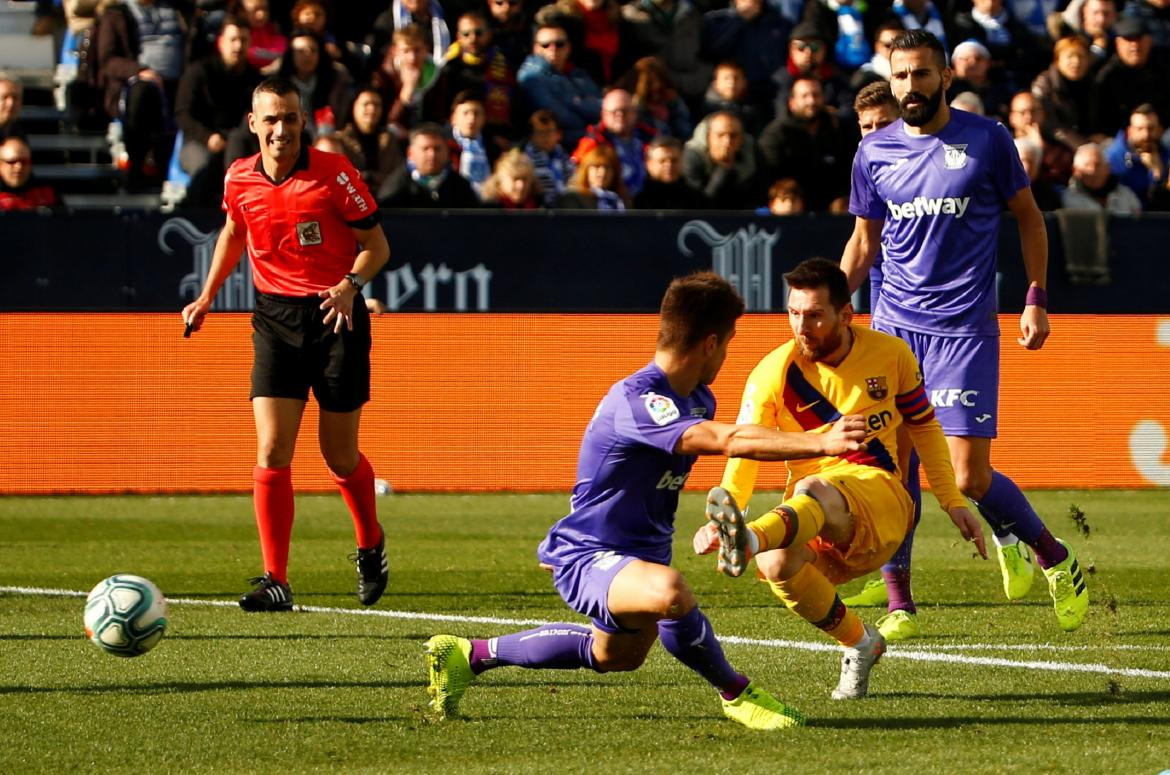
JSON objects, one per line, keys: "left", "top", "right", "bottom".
{"left": 538, "top": 361, "right": 713, "bottom": 568}
{"left": 849, "top": 109, "right": 1030, "bottom": 336}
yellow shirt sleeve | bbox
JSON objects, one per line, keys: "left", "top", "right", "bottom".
{"left": 719, "top": 351, "right": 783, "bottom": 510}
{"left": 894, "top": 342, "right": 967, "bottom": 513}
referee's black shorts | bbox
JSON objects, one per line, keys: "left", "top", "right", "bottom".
{"left": 250, "top": 291, "right": 371, "bottom": 412}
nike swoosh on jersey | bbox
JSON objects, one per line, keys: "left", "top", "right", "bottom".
{"left": 796, "top": 400, "right": 821, "bottom": 412}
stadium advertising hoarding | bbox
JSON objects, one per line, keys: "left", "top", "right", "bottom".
{"left": 1, "top": 210, "right": 1169, "bottom": 312}
{"left": 0, "top": 314, "right": 1166, "bottom": 493}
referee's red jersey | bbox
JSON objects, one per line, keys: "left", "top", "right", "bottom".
{"left": 223, "top": 147, "right": 380, "bottom": 296}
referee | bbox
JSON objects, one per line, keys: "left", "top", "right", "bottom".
{"left": 182, "top": 77, "right": 392, "bottom": 612}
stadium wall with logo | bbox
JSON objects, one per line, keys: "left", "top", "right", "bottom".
{"left": 2, "top": 210, "right": 1169, "bottom": 313}
{"left": 0, "top": 314, "right": 1167, "bottom": 493}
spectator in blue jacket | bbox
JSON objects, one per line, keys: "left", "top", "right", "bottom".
{"left": 1106, "top": 103, "right": 1170, "bottom": 209}
{"left": 517, "top": 21, "right": 602, "bottom": 148}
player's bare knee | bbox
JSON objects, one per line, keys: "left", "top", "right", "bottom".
{"left": 257, "top": 441, "right": 294, "bottom": 469}
{"left": 755, "top": 548, "right": 802, "bottom": 582}
{"left": 795, "top": 477, "right": 845, "bottom": 516}
{"left": 646, "top": 571, "right": 695, "bottom": 619}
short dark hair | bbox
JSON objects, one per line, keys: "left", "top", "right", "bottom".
{"left": 783, "top": 258, "right": 851, "bottom": 311}
{"left": 409, "top": 121, "right": 447, "bottom": 143}
{"left": 890, "top": 28, "right": 947, "bottom": 69}
{"left": 854, "top": 79, "right": 898, "bottom": 113}
{"left": 254, "top": 76, "right": 300, "bottom": 104}
{"left": 657, "top": 272, "right": 745, "bottom": 352}
{"left": 450, "top": 89, "right": 484, "bottom": 111}
{"left": 1131, "top": 103, "right": 1161, "bottom": 123}
{"left": 647, "top": 135, "right": 683, "bottom": 154}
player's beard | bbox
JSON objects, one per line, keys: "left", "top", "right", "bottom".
{"left": 900, "top": 83, "right": 944, "bottom": 127}
{"left": 797, "top": 327, "right": 845, "bottom": 362}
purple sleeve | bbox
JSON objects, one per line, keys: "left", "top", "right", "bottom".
{"left": 848, "top": 142, "right": 884, "bottom": 219}
{"left": 614, "top": 391, "right": 704, "bottom": 454}
{"left": 990, "top": 121, "right": 1031, "bottom": 203}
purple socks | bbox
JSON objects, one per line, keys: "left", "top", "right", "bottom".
{"left": 470, "top": 623, "right": 597, "bottom": 674}
{"left": 881, "top": 450, "right": 922, "bottom": 613}
{"left": 657, "top": 606, "right": 748, "bottom": 699}
{"left": 974, "top": 471, "right": 1068, "bottom": 568}
{"left": 467, "top": 608, "right": 750, "bottom": 701}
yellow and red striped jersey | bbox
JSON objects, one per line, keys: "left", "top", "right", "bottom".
{"left": 721, "top": 325, "right": 966, "bottom": 512}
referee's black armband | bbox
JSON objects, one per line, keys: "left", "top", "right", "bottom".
{"left": 347, "top": 211, "right": 381, "bottom": 230}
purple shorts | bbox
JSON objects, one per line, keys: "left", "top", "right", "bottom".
{"left": 872, "top": 322, "right": 1000, "bottom": 438}
{"left": 551, "top": 550, "right": 639, "bottom": 634}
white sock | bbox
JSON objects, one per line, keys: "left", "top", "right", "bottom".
{"left": 993, "top": 533, "right": 1019, "bottom": 549}
{"left": 746, "top": 525, "right": 760, "bottom": 555}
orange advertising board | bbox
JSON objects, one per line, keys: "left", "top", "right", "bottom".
{"left": 0, "top": 314, "right": 1167, "bottom": 493}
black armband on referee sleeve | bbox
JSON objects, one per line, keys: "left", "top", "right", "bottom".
{"left": 346, "top": 211, "right": 381, "bottom": 230}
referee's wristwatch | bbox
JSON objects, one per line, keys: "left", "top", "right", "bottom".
{"left": 344, "top": 272, "right": 366, "bottom": 291}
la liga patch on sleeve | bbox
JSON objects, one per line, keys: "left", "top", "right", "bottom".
{"left": 644, "top": 393, "right": 680, "bottom": 426}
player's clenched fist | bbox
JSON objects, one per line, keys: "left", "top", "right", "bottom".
{"left": 821, "top": 415, "right": 868, "bottom": 455}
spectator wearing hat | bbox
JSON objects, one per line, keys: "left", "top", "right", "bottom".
{"left": 1119, "top": 0, "right": 1170, "bottom": 66}
{"left": 798, "top": 0, "right": 886, "bottom": 72}
{"left": 1091, "top": 16, "right": 1170, "bottom": 136}
{"left": 701, "top": 0, "right": 792, "bottom": 117}
{"left": 771, "top": 22, "right": 854, "bottom": 121}
{"left": 950, "top": 38, "right": 1015, "bottom": 122}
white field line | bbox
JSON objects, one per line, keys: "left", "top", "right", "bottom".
{"left": 5, "top": 585, "right": 1169, "bottom": 680}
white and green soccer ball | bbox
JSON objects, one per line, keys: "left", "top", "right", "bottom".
{"left": 84, "top": 574, "right": 168, "bottom": 657}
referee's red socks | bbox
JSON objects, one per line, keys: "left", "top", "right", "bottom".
{"left": 332, "top": 453, "right": 381, "bottom": 549}
{"left": 253, "top": 464, "right": 294, "bottom": 584}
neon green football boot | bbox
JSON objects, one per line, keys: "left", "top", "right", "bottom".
{"left": 1042, "top": 540, "right": 1089, "bottom": 632}
{"left": 424, "top": 635, "right": 476, "bottom": 718}
{"left": 875, "top": 609, "right": 921, "bottom": 642}
{"left": 721, "top": 681, "right": 806, "bottom": 730}
{"left": 842, "top": 577, "right": 889, "bottom": 608}
{"left": 994, "top": 536, "right": 1036, "bottom": 600}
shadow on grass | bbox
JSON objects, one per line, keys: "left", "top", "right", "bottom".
{"left": 0, "top": 678, "right": 420, "bottom": 695}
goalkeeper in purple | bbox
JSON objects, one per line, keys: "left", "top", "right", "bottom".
{"left": 424, "top": 271, "right": 870, "bottom": 730}
{"left": 840, "top": 29, "right": 1087, "bottom": 637}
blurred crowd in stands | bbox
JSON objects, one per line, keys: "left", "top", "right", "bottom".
{"left": 1, "top": 0, "right": 1169, "bottom": 213}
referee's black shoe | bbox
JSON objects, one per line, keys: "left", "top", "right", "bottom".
{"left": 353, "top": 527, "right": 389, "bottom": 606}
{"left": 239, "top": 573, "right": 294, "bottom": 612}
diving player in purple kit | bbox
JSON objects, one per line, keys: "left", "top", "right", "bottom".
{"left": 840, "top": 29, "right": 1088, "bottom": 636}
{"left": 424, "top": 271, "right": 871, "bottom": 729}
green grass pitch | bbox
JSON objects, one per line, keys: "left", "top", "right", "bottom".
{"left": 1, "top": 490, "right": 1168, "bottom": 773}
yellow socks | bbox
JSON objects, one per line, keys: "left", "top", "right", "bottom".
{"left": 767, "top": 563, "right": 865, "bottom": 647}
{"left": 749, "top": 493, "right": 825, "bottom": 552}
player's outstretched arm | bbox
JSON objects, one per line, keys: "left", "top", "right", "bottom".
{"left": 676, "top": 416, "right": 868, "bottom": 460}
{"left": 839, "top": 217, "right": 883, "bottom": 293}
{"left": 181, "top": 218, "right": 247, "bottom": 334}
{"left": 1007, "top": 187, "right": 1050, "bottom": 351}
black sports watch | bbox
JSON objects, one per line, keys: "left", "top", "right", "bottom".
{"left": 345, "top": 272, "right": 366, "bottom": 290}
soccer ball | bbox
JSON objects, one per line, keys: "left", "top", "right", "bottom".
{"left": 83, "top": 574, "right": 168, "bottom": 657}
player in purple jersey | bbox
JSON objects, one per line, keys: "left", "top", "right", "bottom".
{"left": 424, "top": 271, "right": 871, "bottom": 730}
{"left": 840, "top": 29, "right": 1088, "bottom": 637}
